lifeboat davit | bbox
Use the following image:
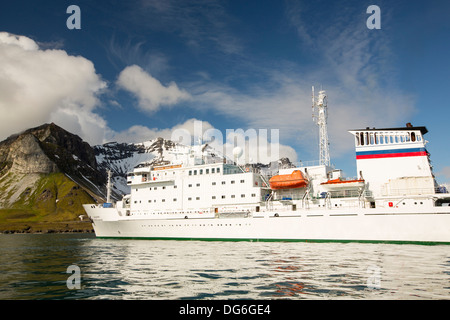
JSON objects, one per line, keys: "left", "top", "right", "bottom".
{"left": 320, "top": 178, "right": 365, "bottom": 191}
{"left": 269, "top": 170, "right": 308, "bottom": 190}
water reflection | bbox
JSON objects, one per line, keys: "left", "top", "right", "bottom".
{"left": 0, "top": 234, "right": 449, "bottom": 299}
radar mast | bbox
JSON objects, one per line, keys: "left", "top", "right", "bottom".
{"left": 312, "top": 86, "right": 330, "bottom": 166}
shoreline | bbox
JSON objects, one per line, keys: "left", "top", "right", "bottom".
{"left": 0, "top": 221, "right": 94, "bottom": 234}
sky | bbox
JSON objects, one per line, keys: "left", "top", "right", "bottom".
{"left": 1, "top": 0, "right": 450, "bottom": 183}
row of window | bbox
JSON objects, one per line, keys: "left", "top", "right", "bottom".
{"left": 136, "top": 179, "right": 247, "bottom": 192}
{"left": 134, "top": 193, "right": 257, "bottom": 204}
{"left": 189, "top": 167, "right": 220, "bottom": 175}
{"left": 355, "top": 131, "right": 422, "bottom": 146}
{"left": 136, "top": 185, "right": 176, "bottom": 191}
{"left": 130, "top": 167, "right": 221, "bottom": 179}
{"left": 190, "top": 180, "right": 246, "bottom": 187}
{"left": 140, "top": 223, "right": 252, "bottom": 227}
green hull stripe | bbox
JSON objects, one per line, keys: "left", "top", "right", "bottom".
{"left": 96, "top": 236, "right": 450, "bottom": 246}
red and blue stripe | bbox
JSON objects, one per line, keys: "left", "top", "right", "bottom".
{"left": 356, "top": 147, "right": 427, "bottom": 160}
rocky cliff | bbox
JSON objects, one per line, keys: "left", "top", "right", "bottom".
{"left": 0, "top": 123, "right": 108, "bottom": 229}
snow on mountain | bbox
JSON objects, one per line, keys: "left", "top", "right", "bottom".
{"left": 93, "top": 138, "right": 181, "bottom": 195}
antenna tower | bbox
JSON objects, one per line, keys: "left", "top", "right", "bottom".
{"left": 312, "top": 86, "right": 330, "bottom": 166}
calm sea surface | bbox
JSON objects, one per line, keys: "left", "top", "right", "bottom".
{"left": 0, "top": 233, "right": 449, "bottom": 300}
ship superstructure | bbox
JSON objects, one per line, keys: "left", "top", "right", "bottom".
{"left": 84, "top": 90, "right": 450, "bottom": 244}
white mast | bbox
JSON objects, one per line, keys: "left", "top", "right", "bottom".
{"left": 106, "top": 170, "right": 112, "bottom": 203}
{"left": 312, "top": 86, "right": 330, "bottom": 166}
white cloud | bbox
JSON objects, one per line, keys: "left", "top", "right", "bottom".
{"left": 116, "top": 64, "right": 191, "bottom": 113}
{"left": 0, "top": 32, "right": 107, "bottom": 144}
{"left": 221, "top": 129, "right": 298, "bottom": 165}
{"left": 110, "top": 118, "right": 212, "bottom": 143}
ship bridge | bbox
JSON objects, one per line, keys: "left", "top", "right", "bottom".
{"left": 349, "top": 123, "right": 436, "bottom": 198}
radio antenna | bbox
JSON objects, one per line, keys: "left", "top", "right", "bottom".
{"left": 312, "top": 86, "right": 330, "bottom": 166}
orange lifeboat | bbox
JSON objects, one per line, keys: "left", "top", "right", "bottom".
{"left": 269, "top": 170, "right": 308, "bottom": 190}
{"left": 320, "top": 178, "right": 365, "bottom": 191}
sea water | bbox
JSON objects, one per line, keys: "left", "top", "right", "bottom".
{"left": 0, "top": 233, "right": 449, "bottom": 300}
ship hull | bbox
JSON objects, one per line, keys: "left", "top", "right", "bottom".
{"left": 84, "top": 206, "right": 450, "bottom": 244}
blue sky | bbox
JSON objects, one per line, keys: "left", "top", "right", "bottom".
{"left": 1, "top": 0, "right": 450, "bottom": 183}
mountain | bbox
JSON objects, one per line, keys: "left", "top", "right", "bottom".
{"left": 0, "top": 123, "right": 107, "bottom": 230}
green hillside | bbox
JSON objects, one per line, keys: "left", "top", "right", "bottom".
{"left": 0, "top": 172, "right": 95, "bottom": 233}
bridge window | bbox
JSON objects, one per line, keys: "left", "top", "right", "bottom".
{"left": 360, "top": 132, "right": 364, "bottom": 145}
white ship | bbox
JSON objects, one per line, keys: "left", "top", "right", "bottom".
{"left": 83, "top": 89, "right": 450, "bottom": 244}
